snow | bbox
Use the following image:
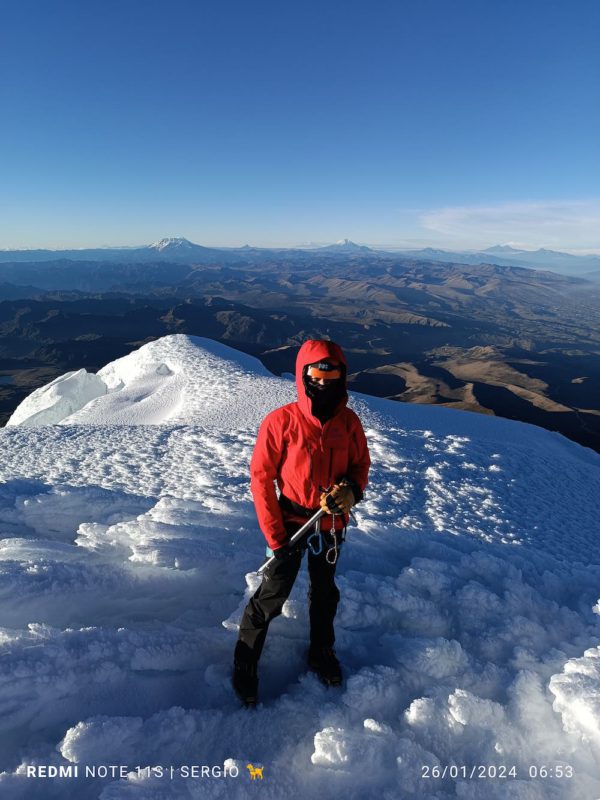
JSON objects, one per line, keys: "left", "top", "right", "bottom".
{"left": 0, "top": 333, "right": 598, "bottom": 799}
{"left": 6, "top": 336, "right": 295, "bottom": 428}
{"left": 6, "top": 369, "right": 107, "bottom": 427}
{"left": 149, "top": 237, "right": 195, "bottom": 252}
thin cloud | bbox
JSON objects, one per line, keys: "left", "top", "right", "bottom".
{"left": 420, "top": 200, "right": 600, "bottom": 249}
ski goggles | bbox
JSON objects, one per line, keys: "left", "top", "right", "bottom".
{"left": 306, "top": 361, "right": 342, "bottom": 381}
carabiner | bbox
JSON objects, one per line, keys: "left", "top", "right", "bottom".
{"left": 306, "top": 530, "right": 323, "bottom": 555}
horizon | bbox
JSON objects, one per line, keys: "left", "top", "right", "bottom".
{"left": 1, "top": 236, "right": 600, "bottom": 258}
{"left": 1, "top": 0, "right": 599, "bottom": 252}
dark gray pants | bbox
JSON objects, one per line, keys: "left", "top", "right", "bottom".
{"left": 236, "top": 531, "right": 342, "bottom": 662}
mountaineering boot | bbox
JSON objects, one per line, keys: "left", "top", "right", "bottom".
{"left": 232, "top": 659, "right": 258, "bottom": 706}
{"left": 307, "top": 645, "right": 342, "bottom": 686}
{"left": 232, "top": 641, "right": 259, "bottom": 706}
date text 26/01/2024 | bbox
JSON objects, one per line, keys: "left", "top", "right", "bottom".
{"left": 421, "top": 765, "right": 574, "bottom": 780}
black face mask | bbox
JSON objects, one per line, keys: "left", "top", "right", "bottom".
{"left": 304, "top": 375, "right": 345, "bottom": 422}
{"left": 309, "top": 380, "right": 339, "bottom": 395}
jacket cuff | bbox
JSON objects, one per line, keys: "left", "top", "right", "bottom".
{"left": 266, "top": 530, "right": 289, "bottom": 550}
{"left": 340, "top": 476, "right": 364, "bottom": 504}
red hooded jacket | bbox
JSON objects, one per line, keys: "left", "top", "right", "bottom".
{"left": 250, "top": 340, "right": 371, "bottom": 550}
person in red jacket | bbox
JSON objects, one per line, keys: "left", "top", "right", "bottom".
{"left": 233, "top": 339, "right": 371, "bottom": 705}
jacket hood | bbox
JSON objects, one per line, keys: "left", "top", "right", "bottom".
{"left": 295, "top": 339, "right": 348, "bottom": 423}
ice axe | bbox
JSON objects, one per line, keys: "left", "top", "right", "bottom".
{"left": 258, "top": 508, "right": 325, "bottom": 574}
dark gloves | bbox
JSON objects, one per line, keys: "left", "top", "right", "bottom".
{"left": 273, "top": 541, "right": 304, "bottom": 560}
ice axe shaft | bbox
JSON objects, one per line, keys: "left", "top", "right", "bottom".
{"left": 258, "top": 508, "right": 326, "bottom": 573}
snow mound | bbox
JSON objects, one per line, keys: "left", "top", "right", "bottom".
{"left": 7, "top": 335, "right": 295, "bottom": 427}
{"left": 550, "top": 646, "right": 600, "bottom": 746}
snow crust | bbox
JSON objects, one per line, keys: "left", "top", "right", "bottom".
{"left": 0, "top": 334, "right": 598, "bottom": 799}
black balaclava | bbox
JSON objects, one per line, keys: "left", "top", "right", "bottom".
{"left": 303, "top": 364, "right": 346, "bottom": 424}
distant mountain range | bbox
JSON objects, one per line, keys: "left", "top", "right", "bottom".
{"left": 0, "top": 236, "right": 378, "bottom": 266}
{"left": 301, "top": 238, "right": 376, "bottom": 254}
{"left": 1, "top": 237, "right": 599, "bottom": 278}
{"left": 388, "top": 245, "right": 600, "bottom": 277}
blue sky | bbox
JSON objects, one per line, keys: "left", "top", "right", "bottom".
{"left": 1, "top": 0, "right": 599, "bottom": 251}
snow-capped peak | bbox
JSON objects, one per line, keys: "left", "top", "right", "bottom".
{"left": 149, "top": 237, "right": 196, "bottom": 252}
{"left": 318, "top": 239, "right": 373, "bottom": 252}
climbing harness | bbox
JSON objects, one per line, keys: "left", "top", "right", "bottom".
{"left": 258, "top": 508, "right": 325, "bottom": 573}
{"left": 259, "top": 481, "right": 355, "bottom": 573}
